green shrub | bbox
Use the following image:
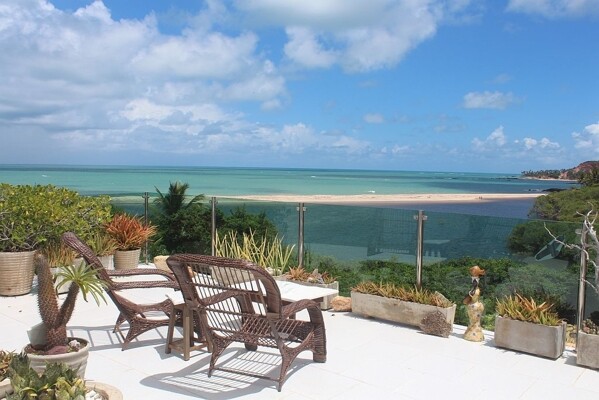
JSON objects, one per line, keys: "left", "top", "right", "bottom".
{"left": 0, "top": 184, "right": 112, "bottom": 252}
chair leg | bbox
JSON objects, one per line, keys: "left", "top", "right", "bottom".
{"left": 165, "top": 302, "right": 178, "bottom": 355}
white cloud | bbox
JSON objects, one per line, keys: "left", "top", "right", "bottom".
{"left": 506, "top": 0, "right": 599, "bottom": 18}
{"left": 0, "top": 0, "right": 301, "bottom": 158}
{"left": 240, "top": 0, "right": 476, "bottom": 72}
{"left": 472, "top": 126, "right": 507, "bottom": 151}
{"left": 522, "top": 137, "right": 560, "bottom": 150}
{"left": 492, "top": 73, "right": 512, "bottom": 84}
{"left": 463, "top": 91, "right": 518, "bottom": 109}
{"left": 284, "top": 27, "right": 337, "bottom": 68}
{"left": 572, "top": 121, "right": 599, "bottom": 155}
{"left": 364, "top": 113, "right": 384, "bottom": 124}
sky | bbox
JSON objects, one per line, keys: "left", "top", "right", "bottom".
{"left": 0, "top": 0, "right": 598, "bottom": 173}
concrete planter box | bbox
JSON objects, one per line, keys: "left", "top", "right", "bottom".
{"left": 577, "top": 331, "right": 599, "bottom": 369}
{"left": 350, "top": 291, "right": 456, "bottom": 327}
{"left": 274, "top": 276, "right": 339, "bottom": 310}
{"left": 494, "top": 316, "right": 566, "bottom": 359}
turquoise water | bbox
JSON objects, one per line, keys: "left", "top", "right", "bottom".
{"left": 0, "top": 164, "right": 577, "bottom": 197}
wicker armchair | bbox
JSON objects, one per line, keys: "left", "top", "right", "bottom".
{"left": 61, "top": 232, "right": 181, "bottom": 349}
{"left": 166, "top": 253, "right": 327, "bottom": 392}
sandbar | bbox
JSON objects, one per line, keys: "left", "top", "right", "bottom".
{"left": 226, "top": 193, "right": 544, "bottom": 205}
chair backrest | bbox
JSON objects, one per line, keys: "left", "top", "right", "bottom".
{"left": 166, "top": 254, "right": 283, "bottom": 316}
{"left": 61, "top": 232, "right": 114, "bottom": 286}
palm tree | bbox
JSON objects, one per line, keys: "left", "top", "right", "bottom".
{"left": 154, "top": 181, "right": 205, "bottom": 217}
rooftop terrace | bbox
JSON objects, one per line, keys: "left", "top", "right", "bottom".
{"left": 2, "top": 272, "right": 598, "bottom": 400}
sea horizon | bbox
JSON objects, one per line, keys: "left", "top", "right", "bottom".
{"left": 0, "top": 164, "right": 578, "bottom": 219}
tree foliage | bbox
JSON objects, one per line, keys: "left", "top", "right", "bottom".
{"left": 154, "top": 181, "right": 205, "bottom": 217}
{"left": 578, "top": 168, "right": 599, "bottom": 187}
{"left": 529, "top": 186, "right": 599, "bottom": 221}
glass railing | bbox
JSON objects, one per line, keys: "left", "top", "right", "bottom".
{"left": 107, "top": 193, "right": 586, "bottom": 329}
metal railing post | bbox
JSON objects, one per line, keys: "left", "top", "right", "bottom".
{"left": 576, "top": 224, "right": 588, "bottom": 350}
{"left": 297, "top": 203, "right": 305, "bottom": 268}
{"left": 211, "top": 197, "right": 218, "bottom": 256}
{"left": 414, "top": 210, "right": 427, "bottom": 289}
{"left": 143, "top": 192, "right": 149, "bottom": 264}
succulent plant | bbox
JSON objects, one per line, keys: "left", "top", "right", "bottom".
{"left": 582, "top": 318, "right": 599, "bottom": 335}
{"left": 495, "top": 293, "right": 562, "bottom": 326}
{"left": 352, "top": 281, "right": 453, "bottom": 308}
{"left": 33, "top": 250, "right": 106, "bottom": 353}
{"left": 7, "top": 353, "right": 87, "bottom": 400}
{"left": 0, "top": 350, "right": 14, "bottom": 382}
{"left": 286, "top": 267, "right": 336, "bottom": 284}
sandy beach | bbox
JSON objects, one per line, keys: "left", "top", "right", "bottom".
{"left": 228, "top": 192, "right": 545, "bottom": 205}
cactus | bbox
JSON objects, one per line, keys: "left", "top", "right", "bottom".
{"left": 34, "top": 252, "right": 106, "bottom": 353}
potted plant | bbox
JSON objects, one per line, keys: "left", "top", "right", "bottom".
{"left": 351, "top": 281, "right": 456, "bottom": 328}
{"left": 544, "top": 209, "right": 599, "bottom": 367}
{"left": 214, "top": 230, "right": 295, "bottom": 283}
{"left": 215, "top": 230, "right": 295, "bottom": 275}
{"left": 0, "top": 184, "right": 112, "bottom": 296}
{"left": 494, "top": 293, "right": 566, "bottom": 359}
{"left": 0, "top": 350, "right": 14, "bottom": 398}
{"left": 25, "top": 251, "right": 106, "bottom": 379}
{"left": 276, "top": 266, "right": 339, "bottom": 310}
{"left": 6, "top": 353, "right": 123, "bottom": 400}
{"left": 578, "top": 317, "right": 599, "bottom": 368}
{"left": 7, "top": 353, "right": 87, "bottom": 399}
{"left": 88, "top": 231, "right": 118, "bottom": 270}
{"left": 105, "top": 214, "right": 156, "bottom": 270}
{"left": 40, "top": 242, "right": 79, "bottom": 295}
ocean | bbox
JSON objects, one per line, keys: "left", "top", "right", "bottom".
{"left": 0, "top": 164, "right": 578, "bottom": 218}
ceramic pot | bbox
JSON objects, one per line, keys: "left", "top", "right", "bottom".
{"left": 0, "top": 250, "right": 36, "bottom": 296}
{"left": 114, "top": 249, "right": 141, "bottom": 270}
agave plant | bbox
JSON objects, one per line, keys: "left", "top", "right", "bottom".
{"left": 0, "top": 350, "right": 14, "bottom": 383}
{"left": 352, "top": 281, "right": 453, "bottom": 307}
{"left": 285, "top": 266, "right": 336, "bottom": 284}
{"left": 495, "top": 293, "right": 561, "bottom": 326}
{"left": 8, "top": 353, "right": 87, "bottom": 400}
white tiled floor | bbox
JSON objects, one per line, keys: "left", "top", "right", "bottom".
{"left": 2, "top": 281, "right": 599, "bottom": 399}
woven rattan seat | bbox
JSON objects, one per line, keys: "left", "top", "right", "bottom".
{"left": 166, "top": 253, "right": 327, "bottom": 391}
{"left": 62, "top": 232, "right": 183, "bottom": 349}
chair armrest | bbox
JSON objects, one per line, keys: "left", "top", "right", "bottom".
{"left": 281, "top": 299, "right": 322, "bottom": 320}
{"left": 110, "top": 280, "right": 180, "bottom": 291}
{"left": 107, "top": 268, "right": 176, "bottom": 281}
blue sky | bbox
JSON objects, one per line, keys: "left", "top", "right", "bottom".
{"left": 1, "top": 1, "right": 598, "bottom": 173}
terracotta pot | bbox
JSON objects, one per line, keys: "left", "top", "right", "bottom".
{"left": 0, "top": 250, "right": 36, "bottom": 296}
{"left": 114, "top": 249, "right": 141, "bottom": 270}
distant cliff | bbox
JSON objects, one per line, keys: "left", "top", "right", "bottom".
{"left": 521, "top": 161, "right": 599, "bottom": 180}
